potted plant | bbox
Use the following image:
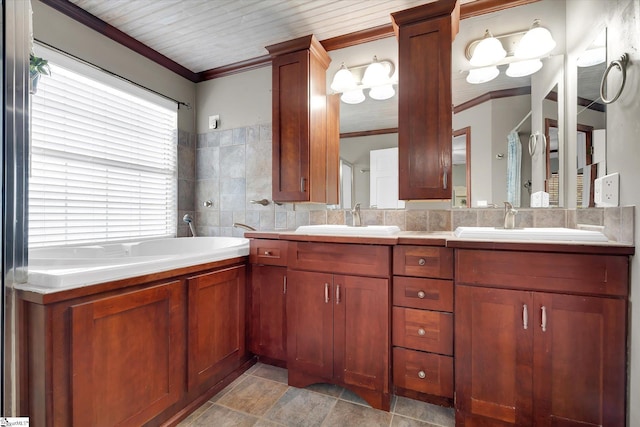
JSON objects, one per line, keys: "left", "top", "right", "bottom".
{"left": 30, "top": 53, "right": 50, "bottom": 94}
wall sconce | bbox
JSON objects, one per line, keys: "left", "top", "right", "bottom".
{"left": 330, "top": 56, "right": 396, "bottom": 104}
{"left": 465, "top": 19, "right": 556, "bottom": 84}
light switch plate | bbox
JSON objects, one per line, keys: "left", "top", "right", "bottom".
{"left": 208, "top": 115, "right": 219, "bottom": 130}
{"left": 594, "top": 172, "right": 619, "bottom": 207}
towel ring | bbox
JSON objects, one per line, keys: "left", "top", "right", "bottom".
{"left": 600, "top": 53, "right": 629, "bottom": 104}
{"left": 528, "top": 132, "right": 547, "bottom": 157}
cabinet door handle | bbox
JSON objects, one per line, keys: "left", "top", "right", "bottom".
{"left": 336, "top": 285, "right": 341, "bottom": 304}
{"left": 324, "top": 283, "right": 330, "bottom": 303}
{"left": 523, "top": 304, "right": 528, "bottom": 330}
{"left": 417, "top": 290, "right": 426, "bottom": 299}
{"left": 541, "top": 306, "right": 547, "bottom": 332}
{"left": 283, "top": 276, "right": 287, "bottom": 295}
{"left": 300, "top": 177, "right": 306, "bottom": 193}
{"left": 418, "top": 328, "right": 426, "bottom": 336}
{"left": 418, "top": 258, "right": 426, "bottom": 266}
{"left": 443, "top": 171, "right": 448, "bottom": 190}
{"left": 418, "top": 370, "right": 426, "bottom": 379}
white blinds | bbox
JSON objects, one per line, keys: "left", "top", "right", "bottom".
{"left": 29, "top": 62, "right": 178, "bottom": 248}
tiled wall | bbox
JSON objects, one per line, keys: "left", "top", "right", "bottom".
{"left": 190, "top": 123, "right": 634, "bottom": 244}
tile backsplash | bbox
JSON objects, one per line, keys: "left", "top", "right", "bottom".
{"left": 189, "top": 123, "right": 634, "bottom": 244}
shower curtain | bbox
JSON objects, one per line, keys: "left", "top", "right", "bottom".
{"left": 506, "top": 131, "right": 522, "bottom": 207}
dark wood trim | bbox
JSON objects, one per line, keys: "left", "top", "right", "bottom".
{"left": 453, "top": 127, "right": 472, "bottom": 206}
{"left": 340, "top": 127, "right": 398, "bottom": 139}
{"left": 45, "top": 0, "right": 543, "bottom": 82}
{"left": 544, "top": 118, "right": 558, "bottom": 192}
{"left": 39, "top": 0, "right": 200, "bottom": 82}
{"left": 577, "top": 96, "right": 606, "bottom": 113}
{"left": 454, "top": 86, "right": 531, "bottom": 114}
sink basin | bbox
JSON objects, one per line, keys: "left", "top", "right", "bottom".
{"left": 454, "top": 227, "right": 608, "bottom": 242}
{"left": 295, "top": 224, "right": 401, "bottom": 237}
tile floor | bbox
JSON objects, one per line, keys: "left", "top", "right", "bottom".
{"left": 178, "top": 363, "right": 455, "bottom": 427}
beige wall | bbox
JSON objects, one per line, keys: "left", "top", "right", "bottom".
{"left": 32, "top": 0, "right": 196, "bottom": 133}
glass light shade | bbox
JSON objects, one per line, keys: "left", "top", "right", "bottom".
{"left": 466, "top": 66, "right": 499, "bottom": 84}
{"left": 577, "top": 47, "right": 606, "bottom": 67}
{"left": 341, "top": 89, "right": 365, "bottom": 104}
{"left": 362, "top": 57, "right": 390, "bottom": 86}
{"left": 469, "top": 30, "right": 506, "bottom": 67}
{"left": 331, "top": 64, "right": 357, "bottom": 92}
{"left": 369, "top": 84, "right": 395, "bottom": 100}
{"left": 515, "top": 20, "right": 556, "bottom": 59}
{"left": 506, "top": 59, "right": 543, "bottom": 77}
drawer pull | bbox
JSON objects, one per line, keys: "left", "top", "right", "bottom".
{"left": 418, "top": 258, "right": 426, "bottom": 266}
{"left": 264, "top": 250, "right": 272, "bottom": 256}
{"left": 418, "top": 328, "right": 426, "bottom": 336}
{"left": 417, "top": 290, "right": 426, "bottom": 299}
{"left": 418, "top": 370, "right": 426, "bottom": 379}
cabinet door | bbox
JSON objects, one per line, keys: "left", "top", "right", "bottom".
{"left": 455, "top": 285, "right": 533, "bottom": 426}
{"left": 250, "top": 265, "right": 287, "bottom": 361}
{"left": 333, "top": 275, "right": 389, "bottom": 392}
{"left": 397, "top": 15, "right": 453, "bottom": 200}
{"left": 187, "top": 265, "right": 246, "bottom": 391}
{"left": 532, "top": 293, "right": 626, "bottom": 427}
{"left": 70, "top": 281, "right": 184, "bottom": 427}
{"left": 272, "top": 50, "right": 310, "bottom": 202}
{"left": 286, "top": 270, "right": 333, "bottom": 379}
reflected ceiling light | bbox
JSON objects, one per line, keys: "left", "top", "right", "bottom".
{"left": 466, "top": 66, "right": 499, "bottom": 84}
{"left": 506, "top": 59, "right": 543, "bottom": 77}
{"left": 330, "top": 63, "right": 357, "bottom": 92}
{"left": 331, "top": 56, "right": 396, "bottom": 103}
{"left": 469, "top": 30, "right": 506, "bottom": 67}
{"left": 341, "top": 89, "right": 365, "bottom": 104}
{"left": 577, "top": 47, "right": 606, "bottom": 67}
{"left": 515, "top": 19, "right": 556, "bottom": 59}
{"left": 369, "top": 84, "right": 395, "bottom": 100}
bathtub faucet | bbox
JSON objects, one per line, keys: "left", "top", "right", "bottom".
{"left": 233, "top": 222, "right": 257, "bottom": 231}
{"left": 183, "top": 214, "right": 197, "bottom": 237}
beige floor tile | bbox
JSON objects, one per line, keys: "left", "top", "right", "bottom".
{"left": 209, "top": 373, "right": 248, "bottom": 402}
{"left": 251, "top": 363, "right": 288, "bottom": 384}
{"left": 339, "top": 387, "right": 371, "bottom": 407}
{"left": 392, "top": 397, "right": 454, "bottom": 427}
{"left": 304, "top": 382, "right": 344, "bottom": 398}
{"left": 176, "top": 401, "right": 213, "bottom": 426}
{"left": 391, "top": 414, "right": 441, "bottom": 427}
{"left": 217, "top": 375, "right": 288, "bottom": 416}
{"left": 189, "top": 404, "right": 258, "bottom": 427}
{"left": 264, "top": 387, "right": 337, "bottom": 426}
{"left": 321, "top": 400, "right": 392, "bottom": 427}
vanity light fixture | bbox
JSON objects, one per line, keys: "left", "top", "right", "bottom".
{"left": 330, "top": 56, "right": 396, "bottom": 104}
{"left": 464, "top": 20, "right": 556, "bottom": 84}
{"left": 576, "top": 47, "right": 606, "bottom": 67}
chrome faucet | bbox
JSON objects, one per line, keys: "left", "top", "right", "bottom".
{"left": 233, "top": 222, "right": 257, "bottom": 231}
{"left": 503, "top": 202, "right": 518, "bottom": 229}
{"left": 183, "top": 214, "right": 196, "bottom": 237}
{"left": 351, "top": 203, "right": 363, "bottom": 227}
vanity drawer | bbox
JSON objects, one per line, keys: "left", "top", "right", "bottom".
{"left": 392, "top": 307, "right": 453, "bottom": 355}
{"left": 393, "top": 246, "right": 453, "bottom": 279}
{"left": 393, "top": 347, "right": 453, "bottom": 398}
{"left": 288, "top": 241, "right": 391, "bottom": 277}
{"left": 250, "top": 239, "right": 288, "bottom": 266}
{"left": 393, "top": 277, "right": 453, "bottom": 312}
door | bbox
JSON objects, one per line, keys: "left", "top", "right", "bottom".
{"left": 532, "top": 293, "right": 626, "bottom": 427}
{"left": 286, "top": 270, "right": 334, "bottom": 379}
{"left": 333, "top": 274, "right": 389, "bottom": 391}
{"left": 187, "top": 265, "right": 246, "bottom": 391}
{"left": 250, "top": 265, "right": 287, "bottom": 361}
{"left": 455, "top": 285, "right": 533, "bottom": 426}
{"left": 70, "top": 281, "right": 184, "bottom": 427}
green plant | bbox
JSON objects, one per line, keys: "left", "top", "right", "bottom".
{"left": 30, "top": 53, "right": 50, "bottom": 76}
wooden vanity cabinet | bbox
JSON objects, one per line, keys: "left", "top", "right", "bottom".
{"left": 249, "top": 239, "right": 289, "bottom": 363}
{"left": 392, "top": 245, "right": 454, "bottom": 405}
{"left": 286, "top": 241, "right": 392, "bottom": 410}
{"left": 454, "top": 248, "right": 629, "bottom": 427}
{"left": 267, "top": 35, "right": 337, "bottom": 203}
{"left": 391, "top": 0, "right": 459, "bottom": 200}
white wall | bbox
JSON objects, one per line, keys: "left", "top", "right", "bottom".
{"left": 32, "top": 1, "right": 196, "bottom": 133}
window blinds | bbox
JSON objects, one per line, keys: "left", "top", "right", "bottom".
{"left": 29, "top": 62, "right": 178, "bottom": 247}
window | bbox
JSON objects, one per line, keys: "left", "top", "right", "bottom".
{"left": 29, "top": 53, "right": 178, "bottom": 248}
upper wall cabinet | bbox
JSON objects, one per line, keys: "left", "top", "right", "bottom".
{"left": 267, "top": 35, "right": 338, "bottom": 204}
{"left": 392, "top": 0, "right": 460, "bottom": 200}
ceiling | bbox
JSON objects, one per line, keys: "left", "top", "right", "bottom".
{"left": 68, "top": 0, "right": 440, "bottom": 74}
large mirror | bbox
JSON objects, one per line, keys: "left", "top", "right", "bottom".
{"left": 329, "top": 0, "right": 605, "bottom": 209}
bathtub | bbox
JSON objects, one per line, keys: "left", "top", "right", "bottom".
{"left": 20, "top": 237, "right": 250, "bottom": 293}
